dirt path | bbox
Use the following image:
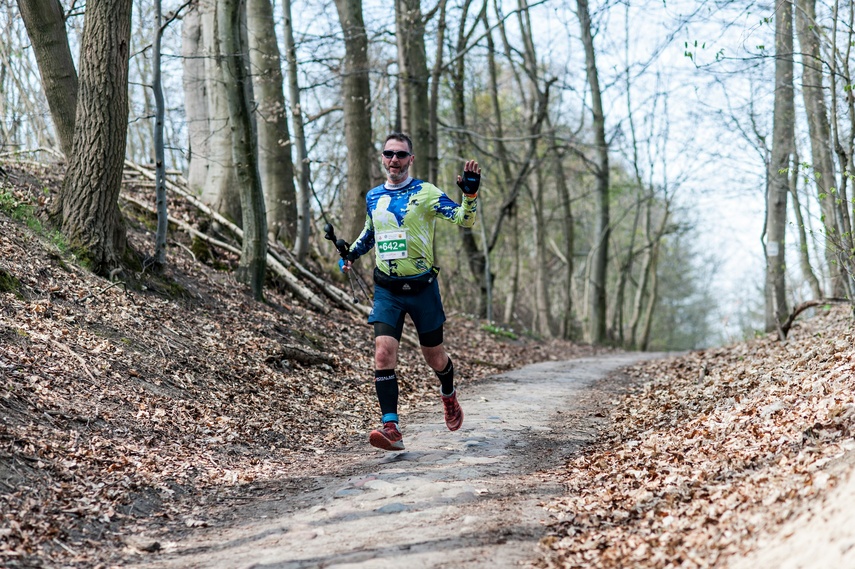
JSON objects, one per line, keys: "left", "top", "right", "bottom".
{"left": 132, "top": 353, "right": 663, "bottom": 569}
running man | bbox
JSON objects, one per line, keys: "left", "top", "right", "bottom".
{"left": 340, "top": 132, "right": 481, "bottom": 450}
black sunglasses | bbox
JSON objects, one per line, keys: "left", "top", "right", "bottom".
{"left": 381, "top": 150, "right": 412, "bottom": 159}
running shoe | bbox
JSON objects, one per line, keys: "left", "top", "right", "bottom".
{"left": 441, "top": 390, "right": 464, "bottom": 431}
{"left": 369, "top": 421, "right": 405, "bottom": 451}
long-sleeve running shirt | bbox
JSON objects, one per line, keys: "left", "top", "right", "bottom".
{"left": 348, "top": 177, "right": 477, "bottom": 277}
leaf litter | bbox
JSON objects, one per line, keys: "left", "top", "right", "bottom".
{"left": 536, "top": 305, "right": 855, "bottom": 568}
{"left": 0, "top": 161, "right": 597, "bottom": 567}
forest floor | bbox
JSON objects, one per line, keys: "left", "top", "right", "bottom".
{"left": 1, "top": 160, "right": 854, "bottom": 568}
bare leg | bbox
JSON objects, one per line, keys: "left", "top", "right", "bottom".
{"left": 421, "top": 343, "right": 449, "bottom": 372}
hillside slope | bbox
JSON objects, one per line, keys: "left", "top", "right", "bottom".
{"left": 0, "top": 162, "right": 596, "bottom": 567}
{"left": 538, "top": 303, "right": 855, "bottom": 568}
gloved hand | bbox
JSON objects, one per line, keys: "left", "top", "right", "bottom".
{"left": 339, "top": 259, "right": 348, "bottom": 273}
{"left": 456, "top": 170, "right": 480, "bottom": 196}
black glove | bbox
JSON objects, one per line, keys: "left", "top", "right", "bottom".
{"left": 456, "top": 170, "right": 480, "bottom": 196}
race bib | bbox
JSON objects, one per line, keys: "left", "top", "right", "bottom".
{"left": 376, "top": 230, "right": 408, "bottom": 260}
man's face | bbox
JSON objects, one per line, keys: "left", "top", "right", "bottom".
{"left": 382, "top": 139, "right": 413, "bottom": 184}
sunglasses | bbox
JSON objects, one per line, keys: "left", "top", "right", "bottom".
{"left": 381, "top": 150, "right": 412, "bottom": 159}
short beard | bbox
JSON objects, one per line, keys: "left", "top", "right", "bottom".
{"left": 385, "top": 162, "right": 409, "bottom": 184}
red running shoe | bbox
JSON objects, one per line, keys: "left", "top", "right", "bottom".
{"left": 441, "top": 390, "right": 464, "bottom": 431}
{"left": 369, "top": 421, "right": 405, "bottom": 451}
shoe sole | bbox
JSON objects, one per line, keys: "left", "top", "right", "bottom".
{"left": 369, "top": 430, "right": 405, "bottom": 451}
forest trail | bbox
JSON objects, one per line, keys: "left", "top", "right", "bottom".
{"left": 132, "top": 352, "right": 663, "bottom": 569}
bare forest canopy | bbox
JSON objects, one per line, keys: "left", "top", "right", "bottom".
{"left": 1, "top": 0, "right": 855, "bottom": 349}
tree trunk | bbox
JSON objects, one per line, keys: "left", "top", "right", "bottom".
{"left": 549, "top": 129, "right": 575, "bottom": 340}
{"left": 449, "top": 0, "right": 488, "bottom": 317}
{"left": 639, "top": 239, "right": 660, "bottom": 351}
{"left": 182, "top": 3, "right": 209, "bottom": 195}
{"left": 334, "top": 0, "right": 377, "bottom": 241}
{"left": 153, "top": 0, "right": 168, "bottom": 266}
{"left": 16, "top": 0, "right": 78, "bottom": 158}
{"left": 765, "top": 0, "right": 794, "bottom": 331}
{"left": 201, "top": 0, "right": 241, "bottom": 224}
{"left": 219, "top": 0, "right": 268, "bottom": 300}
{"left": 427, "top": 0, "right": 447, "bottom": 183}
{"left": 789, "top": 155, "right": 823, "bottom": 298}
{"left": 577, "top": 0, "right": 609, "bottom": 344}
{"left": 395, "top": 0, "right": 430, "bottom": 180}
{"left": 530, "top": 169, "right": 551, "bottom": 338}
{"left": 247, "top": 0, "right": 298, "bottom": 247}
{"left": 51, "top": 0, "right": 131, "bottom": 276}
{"left": 283, "top": 0, "right": 312, "bottom": 262}
{"left": 795, "top": 0, "right": 843, "bottom": 296}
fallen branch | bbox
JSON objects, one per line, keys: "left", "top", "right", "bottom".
{"left": 120, "top": 193, "right": 329, "bottom": 313}
{"left": 779, "top": 297, "right": 851, "bottom": 339}
{"left": 265, "top": 345, "right": 335, "bottom": 367}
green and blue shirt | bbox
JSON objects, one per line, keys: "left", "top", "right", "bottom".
{"left": 349, "top": 177, "right": 477, "bottom": 277}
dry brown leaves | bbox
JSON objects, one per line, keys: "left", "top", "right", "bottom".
{"left": 0, "top": 161, "right": 594, "bottom": 567}
{"left": 537, "top": 306, "right": 855, "bottom": 568}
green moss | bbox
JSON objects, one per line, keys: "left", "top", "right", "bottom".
{"left": 480, "top": 323, "right": 518, "bottom": 340}
{"left": 0, "top": 268, "right": 22, "bottom": 298}
{"left": 190, "top": 237, "right": 212, "bottom": 264}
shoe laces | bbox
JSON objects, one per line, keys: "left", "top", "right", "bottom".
{"left": 442, "top": 394, "right": 458, "bottom": 413}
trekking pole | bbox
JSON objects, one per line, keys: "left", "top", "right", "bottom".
{"left": 323, "top": 223, "right": 370, "bottom": 303}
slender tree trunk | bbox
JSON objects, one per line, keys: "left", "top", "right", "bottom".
{"left": 427, "top": 0, "right": 447, "bottom": 183}
{"left": 450, "top": 0, "right": 488, "bottom": 317}
{"left": 283, "top": 0, "right": 312, "bottom": 262}
{"left": 503, "top": 208, "right": 520, "bottom": 326}
{"left": 577, "top": 0, "right": 609, "bottom": 343}
{"left": 182, "top": 4, "right": 209, "bottom": 195}
{"left": 247, "top": 0, "right": 298, "bottom": 246}
{"left": 16, "top": 0, "right": 78, "bottom": 158}
{"left": 219, "top": 0, "right": 267, "bottom": 299}
{"left": 51, "top": 0, "right": 131, "bottom": 275}
{"left": 153, "top": 0, "right": 168, "bottom": 266}
{"left": 334, "top": 0, "right": 377, "bottom": 241}
{"left": 765, "top": 0, "right": 794, "bottom": 331}
{"left": 789, "top": 154, "right": 823, "bottom": 298}
{"left": 795, "top": 0, "right": 843, "bottom": 295}
{"left": 629, "top": 199, "right": 652, "bottom": 349}
{"left": 530, "top": 169, "right": 551, "bottom": 338}
{"left": 639, "top": 240, "right": 660, "bottom": 351}
{"left": 549, "top": 130, "right": 575, "bottom": 340}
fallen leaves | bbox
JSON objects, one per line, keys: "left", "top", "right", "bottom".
{"left": 538, "top": 307, "right": 855, "bottom": 569}
{"left": 0, "top": 161, "right": 598, "bottom": 566}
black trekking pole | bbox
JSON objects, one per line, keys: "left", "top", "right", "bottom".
{"left": 323, "top": 223, "right": 369, "bottom": 303}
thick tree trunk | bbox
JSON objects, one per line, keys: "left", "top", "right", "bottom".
{"left": 182, "top": 4, "right": 209, "bottom": 195}
{"left": 201, "top": 0, "right": 241, "bottom": 224}
{"left": 577, "top": 0, "right": 609, "bottom": 344}
{"left": 795, "top": 0, "right": 843, "bottom": 296}
{"left": 765, "top": 0, "right": 794, "bottom": 331}
{"left": 247, "top": 0, "right": 298, "bottom": 247}
{"left": 51, "top": 0, "right": 131, "bottom": 275}
{"left": 219, "top": 0, "right": 268, "bottom": 300}
{"left": 395, "top": 0, "right": 430, "bottom": 180}
{"left": 334, "top": 0, "right": 377, "bottom": 241}
{"left": 16, "top": 0, "right": 78, "bottom": 158}
{"left": 283, "top": 0, "right": 312, "bottom": 262}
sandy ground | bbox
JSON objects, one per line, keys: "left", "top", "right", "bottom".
{"left": 124, "top": 353, "right": 663, "bottom": 569}
{"left": 729, "top": 443, "right": 855, "bottom": 569}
